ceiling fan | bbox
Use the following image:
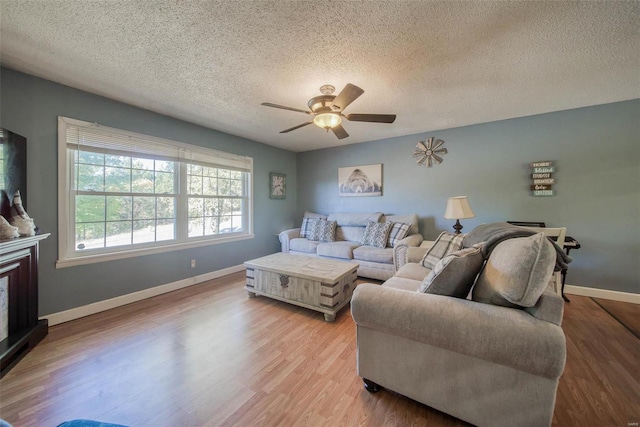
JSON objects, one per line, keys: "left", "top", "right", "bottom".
{"left": 261, "top": 83, "right": 396, "bottom": 140}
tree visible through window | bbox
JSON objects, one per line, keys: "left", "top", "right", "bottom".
{"left": 187, "top": 164, "right": 245, "bottom": 237}
{"left": 74, "top": 151, "right": 177, "bottom": 250}
{"left": 58, "top": 117, "right": 253, "bottom": 266}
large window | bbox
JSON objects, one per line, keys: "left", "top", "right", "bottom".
{"left": 57, "top": 117, "right": 253, "bottom": 267}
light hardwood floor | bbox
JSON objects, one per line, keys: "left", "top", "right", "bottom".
{"left": 0, "top": 272, "right": 638, "bottom": 427}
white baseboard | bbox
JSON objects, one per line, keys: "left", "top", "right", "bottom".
{"left": 42, "top": 264, "right": 245, "bottom": 326}
{"left": 565, "top": 284, "right": 640, "bottom": 304}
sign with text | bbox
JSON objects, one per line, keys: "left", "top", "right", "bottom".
{"left": 532, "top": 166, "right": 555, "bottom": 173}
{"left": 530, "top": 161, "right": 555, "bottom": 197}
{"left": 531, "top": 184, "right": 552, "bottom": 190}
{"left": 531, "top": 173, "right": 552, "bottom": 179}
{"left": 531, "top": 161, "right": 553, "bottom": 167}
{"left": 533, "top": 178, "right": 555, "bottom": 185}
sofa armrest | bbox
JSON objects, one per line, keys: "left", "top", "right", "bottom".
{"left": 278, "top": 228, "right": 301, "bottom": 253}
{"left": 394, "top": 239, "right": 434, "bottom": 270}
{"left": 397, "top": 233, "right": 424, "bottom": 248}
{"left": 351, "top": 284, "right": 566, "bottom": 379}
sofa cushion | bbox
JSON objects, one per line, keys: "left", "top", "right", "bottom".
{"left": 353, "top": 245, "right": 393, "bottom": 264}
{"left": 336, "top": 226, "right": 366, "bottom": 242}
{"left": 289, "top": 238, "right": 321, "bottom": 254}
{"left": 395, "top": 262, "right": 432, "bottom": 281}
{"left": 361, "top": 221, "right": 393, "bottom": 248}
{"left": 327, "top": 212, "right": 382, "bottom": 227}
{"left": 308, "top": 219, "right": 337, "bottom": 242}
{"left": 382, "top": 276, "right": 422, "bottom": 292}
{"left": 419, "top": 244, "right": 484, "bottom": 298}
{"left": 382, "top": 214, "right": 419, "bottom": 235}
{"left": 303, "top": 211, "right": 327, "bottom": 219}
{"left": 300, "top": 217, "right": 324, "bottom": 239}
{"left": 317, "top": 241, "right": 360, "bottom": 259}
{"left": 386, "top": 222, "right": 411, "bottom": 248}
{"left": 421, "top": 231, "right": 464, "bottom": 269}
{"left": 472, "top": 233, "right": 556, "bottom": 308}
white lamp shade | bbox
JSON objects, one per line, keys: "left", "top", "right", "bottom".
{"left": 444, "top": 196, "right": 475, "bottom": 220}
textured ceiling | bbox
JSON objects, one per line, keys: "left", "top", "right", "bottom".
{"left": 1, "top": 1, "right": 639, "bottom": 152}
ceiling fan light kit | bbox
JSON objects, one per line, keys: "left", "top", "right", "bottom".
{"left": 261, "top": 83, "right": 396, "bottom": 139}
{"left": 313, "top": 113, "right": 342, "bottom": 130}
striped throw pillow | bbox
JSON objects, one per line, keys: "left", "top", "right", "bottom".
{"left": 300, "top": 218, "right": 323, "bottom": 239}
{"left": 421, "top": 231, "right": 465, "bottom": 269}
{"left": 387, "top": 222, "right": 411, "bottom": 247}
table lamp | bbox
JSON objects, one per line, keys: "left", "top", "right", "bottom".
{"left": 444, "top": 196, "right": 475, "bottom": 234}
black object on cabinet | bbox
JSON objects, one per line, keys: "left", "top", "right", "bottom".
{"left": 0, "top": 128, "right": 28, "bottom": 220}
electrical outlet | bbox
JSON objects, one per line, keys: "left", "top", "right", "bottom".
{"left": 191, "top": 259, "right": 196, "bottom": 268}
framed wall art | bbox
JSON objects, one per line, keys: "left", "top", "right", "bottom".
{"left": 269, "top": 172, "right": 286, "bottom": 199}
{"left": 338, "top": 164, "right": 382, "bottom": 197}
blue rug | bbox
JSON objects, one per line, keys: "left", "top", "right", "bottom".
{"left": 57, "top": 421, "right": 128, "bottom": 427}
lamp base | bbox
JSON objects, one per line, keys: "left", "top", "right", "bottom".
{"left": 452, "top": 219, "right": 463, "bottom": 235}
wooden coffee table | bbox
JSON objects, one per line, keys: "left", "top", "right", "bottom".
{"left": 244, "top": 253, "right": 359, "bottom": 322}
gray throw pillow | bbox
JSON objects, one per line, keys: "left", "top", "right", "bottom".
{"left": 300, "top": 217, "right": 323, "bottom": 239}
{"left": 419, "top": 244, "right": 484, "bottom": 298}
{"left": 308, "top": 219, "right": 337, "bottom": 242}
{"left": 472, "top": 233, "right": 555, "bottom": 308}
{"left": 361, "top": 220, "right": 393, "bottom": 248}
{"left": 386, "top": 222, "right": 411, "bottom": 248}
{"left": 421, "top": 231, "right": 465, "bottom": 269}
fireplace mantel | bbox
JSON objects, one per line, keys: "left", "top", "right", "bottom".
{"left": 0, "top": 233, "right": 49, "bottom": 378}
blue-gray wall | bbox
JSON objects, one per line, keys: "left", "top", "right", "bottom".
{"left": 0, "top": 68, "right": 297, "bottom": 315}
{"left": 297, "top": 100, "right": 640, "bottom": 294}
{"left": 2, "top": 66, "right": 638, "bottom": 316}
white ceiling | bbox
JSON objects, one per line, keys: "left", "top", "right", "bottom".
{"left": 1, "top": 1, "right": 638, "bottom": 152}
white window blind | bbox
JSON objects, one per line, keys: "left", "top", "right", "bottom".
{"left": 64, "top": 120, "right": 252, "bottom": 171}
{"left": 57, "top": 116, "right": 254, "bottom": 268}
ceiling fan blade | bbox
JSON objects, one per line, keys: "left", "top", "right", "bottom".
{"left": 331, "top": 124, "right": 349, "bottom": 139}
{"left": 261, "top": 102, "right": 311, "bottom": 115}
{"left": 346, "top": 113, "right": 396, "bottom": 123}
{"left": 330, "top": 84, "right": 364, "bottom": 111}
{"left": 279, "top": 122, "right": 313, "bottom": 133}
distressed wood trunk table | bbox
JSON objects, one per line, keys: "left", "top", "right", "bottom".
{"left": 244, "top": 253, "right": 359, "bottom": 322}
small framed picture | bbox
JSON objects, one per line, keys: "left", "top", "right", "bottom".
{"left": 269, "top": 172, "right": 286, "bottom": 199}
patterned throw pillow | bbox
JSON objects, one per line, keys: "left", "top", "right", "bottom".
{"left": 308, "top": 219, "right": 337, "bottom": 242}
{"left": 361, "top": 221, "right": 393, "bottom": 249}
{"left": 419, "top": 244, "right": 484, "bottom": 298}
{"left": 386, "top": 222, "right": 411, "bottom": 247}
{"left": 421, "top": 231, "right": 465, "bottom": 269}
{"left": 300, "top": 218, "right": 323, "bottom": 239}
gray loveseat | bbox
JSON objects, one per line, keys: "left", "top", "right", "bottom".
{"left": 278, "top": 212, "right": 423, "bottom": 280}
{"left": 351, "top": 226, "right": 567, "bottom": 427}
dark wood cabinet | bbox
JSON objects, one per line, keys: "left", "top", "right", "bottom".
{"left": 0, "top": 233, "right": 49, "bottom": 378}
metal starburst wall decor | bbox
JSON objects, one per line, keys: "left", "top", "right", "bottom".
{"left": 413, "top": 137, "right": 447, "bottom": 167}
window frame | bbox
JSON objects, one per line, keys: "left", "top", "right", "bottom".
{"left": 57, "top": 117, "right": 254, "bottom": 268}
